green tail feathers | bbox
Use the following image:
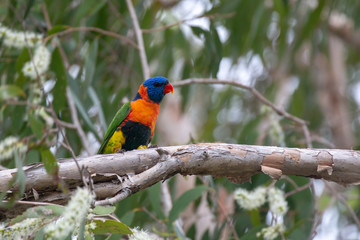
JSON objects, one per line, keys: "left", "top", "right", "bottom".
{"left": 98, "top": 102, "right": 131, "bottom": 154}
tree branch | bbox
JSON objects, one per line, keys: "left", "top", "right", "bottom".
{"left": 0, "top": 143, "right": 359, "bottom": 213}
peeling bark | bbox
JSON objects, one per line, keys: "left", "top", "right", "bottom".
{"left": 0, "top": 143, "right": 359, "bottom": 219}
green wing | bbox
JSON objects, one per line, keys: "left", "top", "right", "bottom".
{"left": 98, "top": 102, "right": 131, "bottom": 154}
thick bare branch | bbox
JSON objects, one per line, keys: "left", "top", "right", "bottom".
{"left": 0, "top": 143, "right": 359, "bottom": 219}
{"left": 0, "top": 143, "right": 359, "bottom": 201}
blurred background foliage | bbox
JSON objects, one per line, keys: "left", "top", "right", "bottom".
{"left": 0, "top": 0, "right": 360, "bottom": 239}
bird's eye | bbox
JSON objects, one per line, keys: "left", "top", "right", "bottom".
{"left": 153, "top": 82, "right": 161, "bottom": 87}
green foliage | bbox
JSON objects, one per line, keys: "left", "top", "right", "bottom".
{"left": 93, "top": 206, "right": 116, "bottom": 215}
{"left": 40, "top": 148, "right": 58, "bottom": 176}
{"left": 0, "top": 85, "right": 25, "bottom": 101}
{"left": 168, "top": 185, "right": 208, "bottom": 224}
{"left": 10, "top": 205, "right": 64, "bottom": 225}
{"left": 92, "top": 219, "right": 132, "bottom": 235}
{"left": 49, "top": 47, "right": 68, "bottom": 111}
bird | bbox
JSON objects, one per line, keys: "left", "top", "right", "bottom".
{"left": 98, "top": 76, "right": 173, "bottom": 154}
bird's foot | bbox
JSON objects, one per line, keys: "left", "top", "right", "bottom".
{"left": 116, "top": 149, "right": 126, "bottom": 154}
{"left": 148, "top": 144, "right": 158, "bottom": 148}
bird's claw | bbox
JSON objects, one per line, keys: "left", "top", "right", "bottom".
{"left": 116, "top": 149, "right": 126, "bottom": 154}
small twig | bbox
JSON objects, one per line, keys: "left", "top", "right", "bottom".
{"left": 173, "top": 78, "right": 312, "bottom": 148}
{"left": 56, "top": 120, "right": 77, "bottom": 129}
{"left": 216, "top": 194, "right": 239, "bottom": 240}
{"left": 142, "top": 12, "right": 236, "bottom": 34}
{"left": 95, "top": 188, "right": 132, "bottom": 206}
{"left": 284, "top": 182, "right": 312, "bottom": 198}
{"left": 43, "top": 26, "right": 138, "bottom": 49}
{"left": 284, "top": 126, "right": 335, "bottom": 148}
{"left": 281, "top": 176, "right": 299, "bottom": 189}
{"left": 309, "top": 180, "right": 321, "bottom": 239}
{"left": 66, "top": 88, "right": 91, "bottom": 155}
{"left": 93, "top": 214, "right": 121, "bottom": 222}
{"left": 302, "top": 124, "right": 313, "bottom": 148}
{"left": 141, "top": 206, "right": 165, "bottom": 226}
{"left": 5, "top": 100, "right": 75, "bottom": 130}
{"left": 4, "top": 99, "right": 51, "bottom": 112}
{"left": 325, "top": 182, "right": 360, "bottom": 229}
{"left": 126, "top": 0, "right": 150, "bottom": 79}
{"left": 282, "top": 176, "right": 312, "bottom": 198}
{"left": 2, "top": 200, "right": 62, "bottom": 207}
{"left": 310, "top": 134, "right": 335, "bottom": 148}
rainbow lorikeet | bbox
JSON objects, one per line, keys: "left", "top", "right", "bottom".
{"left": 98, "top": 76, "right": 173, "bottom": 154}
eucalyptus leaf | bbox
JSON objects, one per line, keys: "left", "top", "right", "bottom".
{"left": 0, "top": 85, "right": 25, "bottom": 101}
{"left": 93, "top": 205, "right": 116, "bottom": 215}
{"left": 40, "top": 148, "right": 59, "bottom": 176}
{"left": 47, "top": 25, "right": 70, "bottom": 36}
{"left": 168, "top": 185, "right": 208, "bottom": 223}
{"left": 29, "top": 112, "right": 45, "bottom": 139}
{"left": 50, "top": 48, "right": 67, "bottom": 111}
{"left": 92, "top": 219, "right": 132, "bottom": 235}
{"left": 10, "top": 205, "right": 64, "bottom": 225}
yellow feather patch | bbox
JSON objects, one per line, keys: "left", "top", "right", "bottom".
{"left": 103, "top": 129, "right": 126, "bottom": 154}
{"left": 137, "top": 145, "right": 147, "bottom": 150}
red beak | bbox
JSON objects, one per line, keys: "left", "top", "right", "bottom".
{"left": 164, "top": 83, "right": 174, "bottom": 95}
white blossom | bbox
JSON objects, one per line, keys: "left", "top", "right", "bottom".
{"left": 0, "top": 223, "right": 6, "bottom": 238}
{"left": 0, "top": 136, "right": 28, "bottom": 162}
{"left": 35, "top": 107, "right": 54, "bottom": 127}
{"left": 129, "top": 227, "right": 161, "bottom": 240}
{"left": 0, "top": 218, "right": 43, "bottom": 240}
{"left": 22, "top": 45, "right": 51, "bottom": 80}
{"left": 45, "top": 188, "right": 94, "bottom": 240}
{"left": 234, "top": 187, "right": 267, "bottom": 210}
{"left": 256, "top": 223, "right": 285, "bottom": 240}
{"left": 0, "top": 24, "right": 43, "bottom": 49}
{"left": 268, "top": 187, "right": 288, "bottom": 216}
{"left": 72, "top": 220, "right": 96, "bottom": 240}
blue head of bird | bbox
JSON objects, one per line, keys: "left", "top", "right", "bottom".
{"left": 135, "top": 76, "right": 173, "bottom": 103}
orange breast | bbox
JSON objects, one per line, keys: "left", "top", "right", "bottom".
{"left": 127, "top": 99, "right": 160, "bottom": 135}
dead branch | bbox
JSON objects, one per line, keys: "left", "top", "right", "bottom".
{"left": 0, "top": 143, "right": 359, "bottom": 219}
